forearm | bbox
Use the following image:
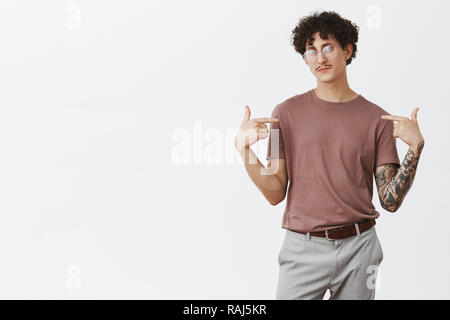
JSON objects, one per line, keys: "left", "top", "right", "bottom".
{"left": 376, "top": 140, "right": 425, "bottom": 212}
{"left": 238, "top": 146, "right": 285, "bottom": 205}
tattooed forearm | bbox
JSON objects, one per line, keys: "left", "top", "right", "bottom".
{"left": 374, "top": 140, "right": 425, "bottom": 212}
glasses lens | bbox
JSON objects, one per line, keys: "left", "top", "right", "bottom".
{"left": 323, "top": 46, "right": 336, "bottom": 59}
{"left": 304, "top": 51, "right": 317, "bottom": 63}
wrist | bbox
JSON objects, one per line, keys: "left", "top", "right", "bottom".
{"left": 409, "top": 138, "right": 425, "bottom": 153}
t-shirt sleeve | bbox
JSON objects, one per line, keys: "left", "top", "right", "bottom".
{"left": 374, "top": 116, "right": 401, "bottom": 170}
{"left": 266, "top": 106, "right": 286, "bottom": 160}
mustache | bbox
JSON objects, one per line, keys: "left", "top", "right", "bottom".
{"left": 316, "top": 66, "right": 332, "bottom": 71}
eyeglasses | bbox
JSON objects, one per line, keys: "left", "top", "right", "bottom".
{"left": 303, "top": 45, "right": 337, "bottom": 63}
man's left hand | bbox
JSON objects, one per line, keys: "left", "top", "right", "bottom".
{"left": 381, "top": 107, "right": 425, "bottom": 153}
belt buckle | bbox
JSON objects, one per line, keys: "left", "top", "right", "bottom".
{"left": 325, "top": 229, "right": 334, "bottom": 241}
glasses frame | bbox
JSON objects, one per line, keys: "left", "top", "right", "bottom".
{"left": 302, "top": 45, "right": 337, "bottom": 63}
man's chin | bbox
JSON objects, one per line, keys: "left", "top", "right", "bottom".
{"left": 316, "top": 74, "right": 335, "bottom": 82}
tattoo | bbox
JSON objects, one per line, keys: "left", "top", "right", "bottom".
{"left": 374, "top": 140, "right": 425, "bottom": 212}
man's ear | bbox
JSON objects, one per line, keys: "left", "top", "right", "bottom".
{"left": 345, "top": 43, "right": 353, "bottom": 61}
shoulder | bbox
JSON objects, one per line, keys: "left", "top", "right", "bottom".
{"left": 358, "top": 95, "right": 398, "bottom": 132}
{"left": 270, "top": 90, "right": 311, "bottom": 116}
{"left": 359, "top": 95, "right": 394, "bottom": 117}
{"left": 355, "top": 96, "right": 401, "bottom": 144}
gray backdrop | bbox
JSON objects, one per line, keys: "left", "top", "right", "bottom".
{"left": 0, "top": 0, "right": 447, "bottom": 299}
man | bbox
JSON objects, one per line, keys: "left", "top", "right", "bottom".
{"left": 234, "top": 10, "right": 424, "bottom": 300}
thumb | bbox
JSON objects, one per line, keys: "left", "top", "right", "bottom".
{"left": 242, "top": 105, "right": 251, "bottom": 122}
{"left": 411, "top": 107, "right": 419, "bottom": 121}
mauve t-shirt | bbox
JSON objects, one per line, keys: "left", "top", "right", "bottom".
{"left": 266, "top": 89, "right": 400, "bottom": 233}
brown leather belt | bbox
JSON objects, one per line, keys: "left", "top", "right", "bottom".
{"left": 296, "top": 219, "right": 376, "bottom": 240}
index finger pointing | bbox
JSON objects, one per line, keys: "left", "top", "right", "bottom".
{"left": 380, "top": 115, "right": 405, "bottom": 121}
{"left": 253, "top": 117, "right": 279, "bottom": 123}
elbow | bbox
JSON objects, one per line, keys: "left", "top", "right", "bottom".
{"left": 269, "top": 194, "right": 286, "bottom": 206}
{"left": 379, "top": 194, "right": 402, "bottom": 213}
{"left": 268, "top": 197, "right": 279, "bottom": 206}
{"left": 269, "top": 199, "right": 281, "bottom": 206}
{"left": 382, "top": 203, "right": 400, "bottom": 213}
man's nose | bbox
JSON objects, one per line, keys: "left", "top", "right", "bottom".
{"left": 317, "top": 51, "right": 327, "bottom": 64}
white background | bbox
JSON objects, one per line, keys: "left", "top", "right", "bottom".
{"left": 0, "top": 0, "right": 447, "bottom": 299}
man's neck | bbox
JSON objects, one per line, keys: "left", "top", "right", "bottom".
{"left": 314, "top": 71, "right": 358, "bottom": 103}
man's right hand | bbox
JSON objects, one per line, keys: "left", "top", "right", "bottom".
{"left": 234, "top": 105, "right": 279, "bottom": 151}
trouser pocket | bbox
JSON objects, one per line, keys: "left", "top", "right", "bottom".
{"left": 373, "top": 228, "right": 384, "bottom": 264}
{"left": 278, "top": 233, "right": 290, "bottom": 265}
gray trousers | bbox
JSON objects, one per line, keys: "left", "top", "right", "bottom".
{"left": 276, "top": 224, "right": 383, "bottom": 300}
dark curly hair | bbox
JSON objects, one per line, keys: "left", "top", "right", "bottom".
{"left": 291, "top": 10, "right": 359, "bottom": 65}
